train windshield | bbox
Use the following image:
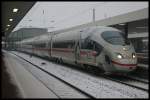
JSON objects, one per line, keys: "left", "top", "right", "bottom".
{"left": 101, "top": 31, "right": 130, "bottom": 45}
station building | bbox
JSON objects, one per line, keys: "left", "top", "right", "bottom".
{"left": 5, "top": 28, "right": 48, "bottom": 49}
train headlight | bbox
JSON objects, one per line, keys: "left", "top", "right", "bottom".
{"left": 132, "top": 53, "right": 136, "bottom": 59}
{"left": 116, "top": 53, "right": 123, "bottom": 59}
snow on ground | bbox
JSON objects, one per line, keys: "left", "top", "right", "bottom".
{"left": 3, "top": 51, "right": 58, "bottom": 98}
{"left": 124, "top": 79, "right": 148, "bottom": 90}
{"left": 9, "top": 51, "right": 149, "bottom": 98}
{"left": 11, "top": 53, "right": 88, "bottom": 98}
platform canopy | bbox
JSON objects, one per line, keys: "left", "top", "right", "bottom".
{"left": 2, "top": 1, "right": 35, "bottom": 37}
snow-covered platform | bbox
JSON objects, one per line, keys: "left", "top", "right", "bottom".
{"left": 2, "top": 51, "right": 58, "bottom": 98}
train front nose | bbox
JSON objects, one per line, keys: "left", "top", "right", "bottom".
{"left": 111, "top": 53, "right": 137, "bottom": 72}
{"left": 112, "top": 59, "right": 137, "bottom": 72}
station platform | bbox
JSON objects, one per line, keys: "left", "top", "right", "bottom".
{"left": 2, "top": 50, "right": 58, "bottom": 98}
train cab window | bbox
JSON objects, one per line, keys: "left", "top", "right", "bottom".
{"left": 101, "top": 31, "right": 130, "bottom": 45}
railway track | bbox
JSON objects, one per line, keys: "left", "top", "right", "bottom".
{"left": 130, "top": 70, "right": 149, "bottom": 80}
{"left": 82, "top": 66, "right": 149, "bottom": 92}
{"left": 124, "top": 74, "right": 149, "bottom": 84}
{"left": 66, "top": 61, "right": 149, "bottom": 92}
{"left": 101, "top": 74, "right": 149, "bottom": 92}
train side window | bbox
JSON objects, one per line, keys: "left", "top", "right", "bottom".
{"left": 53, "top": 41, "right": 75, "bottom": 48}
{"left": 81, "top": 39, "right": 86, "bottom": 49}
{"left": 86, "top": 40, "right": 93, "bottom": 50}
{"left": 53, "top": 42, "right": 65, "bottom": 48}
{"left": 35, "top": 43, "right": 46, "bottom": 48}
{"left": 61, "top": 42, "right": 68, "bottom": 48}
{"left": 41, "top": 43, "right": 46, "bottom": 48}
{"left": 53, "top": 42, "right": 58, "bottom": 48}
{"left": 67, "top": 40, "right": 75, "bottom": 48}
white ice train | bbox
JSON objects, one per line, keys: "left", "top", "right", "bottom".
{"left": 16, "top": 26, "right": 137, "bottom": 74}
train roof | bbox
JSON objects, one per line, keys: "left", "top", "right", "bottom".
{"left": 17, "top": 26, "right": 120, "bottom": 44}
{"left": 52, "top": 26, "right": 120, "bottom": 42}
{"left": 19, "top": 33, "right": 51, "bottom": 44}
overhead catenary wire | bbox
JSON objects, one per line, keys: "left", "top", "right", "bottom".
{"left": 50, "top": 2, "right": 107, "bottom": 27}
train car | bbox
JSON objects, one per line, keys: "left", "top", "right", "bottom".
{"left": 17, "top": 26, "right": 137, "bottom": 74}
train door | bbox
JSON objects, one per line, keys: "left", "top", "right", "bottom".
{"left": 80, "top": 39, "right": 96, "bottom": 66}
{"left": 48, "top": 34, "right": 53, "bottom": 57}
{"left": 74, "top": 31, "right": 82, "bottom": 64}
{"left": 102, "top": 54, "right": 112, "bottom": 73}
{"left": 75, "top": 32, "right": 97, "bottom": 66}
{"left": 45, "top": 40, "right": 50, "bottom": 58}
{"left": 75, "top": 41, "right": 81, "bottom": 63}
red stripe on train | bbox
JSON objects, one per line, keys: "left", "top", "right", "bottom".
{"left": 52, "top": 48, "right": 73, "bottom": 52}
{"left": 80, "top": 51, "right": 97, "bottom": 56}
{"left": 111, "top": 60, "right": 137, "bottom": 67}
{"left": 32, "top": 48, "right": 97, "bottom": 56}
